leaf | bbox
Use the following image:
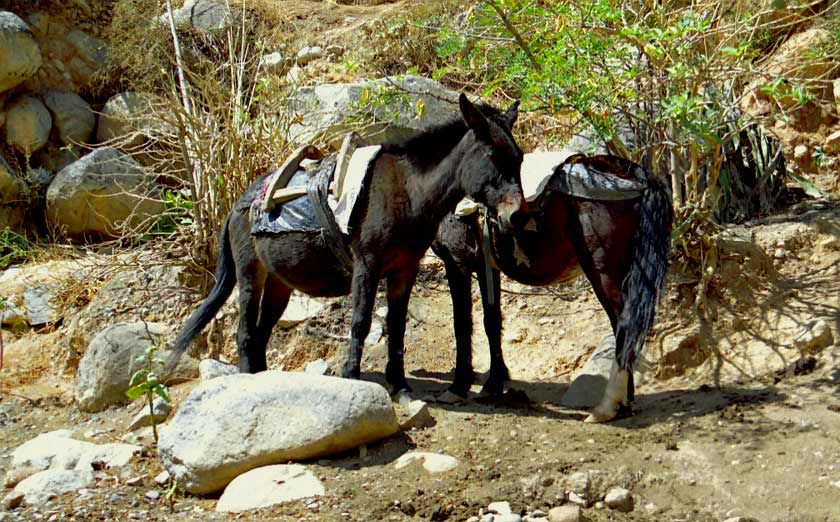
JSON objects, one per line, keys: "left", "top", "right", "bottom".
{"left": 129, "top": 369, "right": 149, "bottom": 388}
{"left": 126, "top": 383, "right": 151, "bottom": 400}
{"left": 771, "top": 0, "right": 786, "bottom": 9}
{"left": 787, "top": 170, "right": 825, "bottom": 198}
{"left": 153, "top": 384, "right": 171, "bottom": 404}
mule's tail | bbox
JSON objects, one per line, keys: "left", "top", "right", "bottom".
{"left": 167, "top": 214, "right": 237, "bottom": 371}
{"left": 615, "top": 172, "right": 673, "bottom": 373}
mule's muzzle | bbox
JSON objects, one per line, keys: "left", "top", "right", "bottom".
{"left": 496, "top": 195, "right": 527, "bottom": 234}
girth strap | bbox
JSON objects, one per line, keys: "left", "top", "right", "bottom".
{"left": 307, "top": 159, "right": 355, "bottom": 278}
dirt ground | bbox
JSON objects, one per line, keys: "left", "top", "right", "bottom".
{"left": 1, "top": 204, "right": 839, "bottom": 522}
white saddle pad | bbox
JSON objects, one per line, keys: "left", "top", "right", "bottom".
{"left": 521, "top": 150, "right": 576, "bottom": 202}
{"left": 329, "top": 145, "right": 381, "bottom": 234}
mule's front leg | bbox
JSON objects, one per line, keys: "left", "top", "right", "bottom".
{"left": 442, "top": 260, "right": 475, "bottom": 396}
{"left": 478, "top": 267, "right": 509, "bottom": 396}
{"left": 384, "top": 267, "right": 419, "bottom": 393}
{"left": 584, "top": 361, "right": 631, "bottom": 423}
{"left": 340, "top": 258, "right": 380, "bottom": 380}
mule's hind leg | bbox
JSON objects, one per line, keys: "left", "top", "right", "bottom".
{"left": 478, "top": 267, "right": 509, "bottom": 396}
{"left": 384, "top": 266, "right": 419, "bottom": 393}
{"left": 441, "top": 258, "right": 475, "bottom": 396}
{"left": 252, "top": 274, "right": 293, "bottom": 367}
{"left": 571, "top": 203, "right": 634, "bottom": 423}
{"left": 235, "top": 266, "right": 268, "bottom": 373}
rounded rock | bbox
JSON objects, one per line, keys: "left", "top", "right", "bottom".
{"left": 548, "top": 505, "right": 583, "bottom": 522}
{"left": 41, "top": 90, "right": 95, "bottom": 145}
{"left": 4, "top": 95, "right": 51, "bottom": 153}
{"left": 0, "top": 12, "right": 42, "bottom": 93}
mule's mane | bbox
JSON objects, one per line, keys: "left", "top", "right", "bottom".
{"left": 381, "top": 103, "right": 510, "bottom": 173}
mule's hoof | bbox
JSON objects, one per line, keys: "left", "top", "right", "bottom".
{"left": 584, "top": 406, "right": 618, "bottom": 423}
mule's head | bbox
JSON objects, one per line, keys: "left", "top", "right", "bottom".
{"left": 457, "top": 94, "right": 526, "bottom": 234}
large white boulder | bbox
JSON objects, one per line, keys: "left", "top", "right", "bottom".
{"left": 41, "top": 90, "right": 95, "bottom": 145}
{"left": 287, "top": 75, "right": 460, "bottom": 146}
{"left": 4, "top": 95, "right": 51, "bottom": 153}
{"left": 0, "top": 12, "right": 42, "bottom": 93}
{"left": 158, "top": 371, "right": 400, "bottom": 494}
{"left": 74, "top": 321, "right": 198, "bottom": 412}
{"left": 46, "top": 147, "right": 164, "bottom": 240}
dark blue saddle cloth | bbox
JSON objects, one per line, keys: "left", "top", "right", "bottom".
{"left": 251, "top": 158, "right": 336, "bottom": 235}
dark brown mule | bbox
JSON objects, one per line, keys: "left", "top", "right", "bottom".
{"left": 168, "top": 95, "right": 526, "bottom": 393}
{"left": 432, "top": 154, "right": 672, "bottom": 422}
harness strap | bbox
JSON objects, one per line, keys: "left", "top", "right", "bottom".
{"left": 308, "top": 160, "right": 355, "bottom": 278}
{"left": 480, "top": 212, "right": 496, "bottom": 306}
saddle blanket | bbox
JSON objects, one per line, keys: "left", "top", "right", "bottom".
{"left": 251, "top": 146, "right": 381, "bottom": 236}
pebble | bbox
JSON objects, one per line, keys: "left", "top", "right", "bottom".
{"left": 145, "top": 490, "right": 160, "bottom": 501}
{"left": 604, "top": 487, "right": 633, "bottom": 512}
{"left": 154, "top": 470, "right": 170, "bottom": 485}
{"left": 488, "top": 501, "right": 513, "bottom": 515}
{"left": 125, "top": 476, "right": 144, "bottom": 486}
{"left": 496, "top": 516, "right": 522, "bottom": 522}
{"left": 548, "top": 505, "right": 583, "bottom": 522}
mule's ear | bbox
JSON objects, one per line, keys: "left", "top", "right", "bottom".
{"left": 459, "top": 93, "right": 490, "bottom": 139}
{"left": 503, "top": 100, "right": 520, "bottom": 129}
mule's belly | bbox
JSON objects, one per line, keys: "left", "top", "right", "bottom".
{"left": 254, "top": 232, "right": 351, "bottom": 297}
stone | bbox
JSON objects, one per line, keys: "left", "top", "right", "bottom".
{"left": 824, "top": 129, "right": 840, "bottom": 155}
{"left": 296, "top": 46, "right": 324, "bottom": 65}
{"left": 603, "top": 487, "right": 633, "bottom": 512}
{"left": 396, "top": 399, "right": 435, "bottom": 430}
{"left": 496, "top": 516, "right": 522, "bottom": 522}
{"left": 394, "top": 451, "right": 458, "bottom": 474}
{"left": 41, "top": 90, "right": 95, "bottom": 145}
{"left": 565, "top": 472, "right": 591, "bottom": 506}
{"left": 561, "top": 335, "right": 615, "bottom": 408}
{"left": 793, "top": 144, "right": 808, "bottom": 160}
{"left": 216, "top": 464, "right": 325, "bottom": 513}
{"left": 793, "top": 320, "right": 834, "bottom": 354}
{"left": 286, "top": 65, "right": 303, "bottom": 84}
{"left": 278, "top": 293, "right": 325, "bottom": 328}
{"left": 64, "top": 30, "right": 108, "bottom": 87}
{"left": 23, "top": 284, "right": 59, "bottom": 325}
{"left": 46, "top": 147, "right": 164, "bottom": 240}
{"left": 287, "top": 75, "right": 461, "bottom": 147}
{"left": 162, "top": 0, "right": 238, "bottom": 32}
{"left": 304, "top": 358, "right": 330, "bottom": 375}
{"left": 11, "top": 429, "right": 140, "bottom": 473}
{"left": 0, "top": 12, "right": 42, "bottom": 93}
{"left": 833, "top": 78, "right": 840, "bottom": 114}
{"left": 128, "top": 398, "right": 172, "bottom": 431}
{"left": 75, "top": 321, "right": 198, "bottom": 412}
{"left": 488, "top": 501, "right": 513, "bottom": 515}
{"left": 0, "top": 154, "right": 25, "bottom": 231}
{"left": 13, "top": 469, "right": 94, "bottom": 505}
{"left": 259, "top": 52, "right": 285, "bottom": 73}
{"left": 158, "top": 371, "right": 400, "bottom": 494}
{"left": 154, "top": 470, "right": 170, "bottom": 485}
{"left": 4, "top": 95, "right": 51, "bottom": 153}
{"left": 96, "top": 92, "right": 155, "bottom": 148}
{"left": 548, "top": 505, "right": 583, "bottom": 522}
{"left": 199, "top": 358, "right": 239, "bottom": 381}
{"left": 145, "top": 489, "right": 160, "bottom": 500}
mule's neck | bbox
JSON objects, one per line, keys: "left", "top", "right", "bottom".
{"left": 403, "top": 137, "right": 472, "bottom": 225}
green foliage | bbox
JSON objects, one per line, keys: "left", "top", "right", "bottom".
{"left": 152, "top": 189, "right": 194, "bottom": 235}
{"left": 126, "top": 341, "right": 171, "bottom": 444}
{"left": 0, "top": 229, "right": 33, "bottom": 269}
